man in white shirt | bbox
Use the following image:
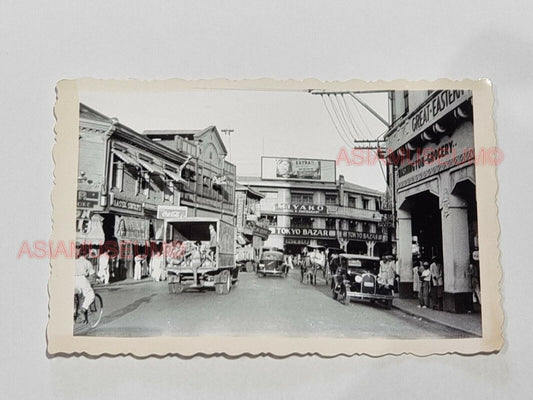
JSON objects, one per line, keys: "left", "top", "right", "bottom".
{"left": 75, "top": 251, "right": 95, "bottom": 323}
{"left": 98, "top": 250, "right": 110, "bottom": 285}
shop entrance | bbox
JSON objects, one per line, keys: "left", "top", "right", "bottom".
{"left": 409, "top": 191, "right": 442, "bottom": 262}
{"left": 346, "top": 240, "right": 367, "bottom": 255}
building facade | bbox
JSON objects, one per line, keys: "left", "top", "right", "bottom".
{"left": 235, "top": 184, "right": 270, "bottom": 265}
{"left": 77, "top": 104, "right": 236, "bottom": 280}
{"left": 238, "top": 173, "right": 388, "bottom": 257}
{"left": 384, "top": 90, "right": 477, "bottom": 312}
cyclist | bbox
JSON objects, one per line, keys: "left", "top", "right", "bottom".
{"left": 75, "top": 249, "right": 95, "bottom": 323}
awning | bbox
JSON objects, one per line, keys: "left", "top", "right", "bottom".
{"left": 138, "top": 159, "right": 165, "bottom": 176}
{"left": 112, "top": 149, "right": 140, "bottom": 167}
{"left": 163, "top": 169, "right": 185, "bottom": 183}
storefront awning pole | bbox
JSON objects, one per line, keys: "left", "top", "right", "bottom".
{"left": 163, "top": 220, "right": 167, "bottom": 266}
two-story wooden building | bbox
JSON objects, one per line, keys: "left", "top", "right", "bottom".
{"left": 76, "top": 104, "right": 236, "bottom": 280}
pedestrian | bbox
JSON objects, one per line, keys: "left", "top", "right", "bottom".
{"left": 74, "top": 249, "right": 95, "bottom": 323}
{"left": 467, "top": 263, "right": 481, "bottom": 307}
{"left": 209, "top": 224, "right": 217, "bottom": 261}
{"left": 412, "top": 258, "right": 421, "bottom": 299}
{"left": 150, "top": 249, "right": 163, "bottom": 282}
{"left": 430, "top": 257, "right": 444, "bottom": 310}
{"left": 98, "top": 249, "right": 110, "bottom": 285}
{"left": 134, "top": 253, "right": 145, "bottom": 280}
{"left": 418, "top": 261, "right": 431, "bottom": 308}
{"left": 287, "top": 254, "right": 294, "bottom": 270}
{"left": 378, "top": 256, "right": 395, "bottom": 288}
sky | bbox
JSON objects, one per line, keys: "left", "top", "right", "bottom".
{"left": 80, "top": 88, "right": 389, "bottom": 191}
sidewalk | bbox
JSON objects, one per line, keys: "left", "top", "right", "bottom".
{"left": 94, "top": 277, "right": 157, "bottom": 288}
{"left": 392, "top": 296, "right": 482, "bottom": 337}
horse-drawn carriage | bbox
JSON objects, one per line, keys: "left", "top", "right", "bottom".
{"left": 299, "top": 245, "right": 327, "bottom": 285}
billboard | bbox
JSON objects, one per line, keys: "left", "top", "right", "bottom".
{"left": 261, "top": 157, "right": 336, "bottom": 182}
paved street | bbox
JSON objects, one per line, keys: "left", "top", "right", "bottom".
{"left": 77, "top": 269, "right": 476, "bottom": 339}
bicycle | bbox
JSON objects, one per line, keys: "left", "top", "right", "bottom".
{"left": 73, "top": 292, "right": 103, "bottom": 328}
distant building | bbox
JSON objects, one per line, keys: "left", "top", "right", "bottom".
{"left": 234, "top": 184, "right": 270, "bottom": 267}
{"left": 238, "top": 161, "right": 388, "bottom": 257}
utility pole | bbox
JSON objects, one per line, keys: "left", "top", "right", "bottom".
{"left": 221, "top": 129, "right": 234, "bottom": 162}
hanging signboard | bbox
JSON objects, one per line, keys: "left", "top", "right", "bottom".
{"left": 157, "top": 205, "right": 188, "bottom": 220}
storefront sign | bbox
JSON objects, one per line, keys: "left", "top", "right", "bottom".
{"left": 157, "top": 205, "right": 188, "bottom": 219}
{"left": 77, "top": 190, "right": 99, "bottom": 209}
{"left": 112, "top": 197, "right": 143, "bottom": 213}
{"left": 284, "top": 238, "right": 311, "bottom": 245}
{"left": 114, "top": 215, "right": 149, "bottom": 242}
{"left": 261, "top": 157, "right": 336, "bottom": 183}
{"left": 410, "top": 90, "right": 469, "bottom": 134}
{"left": 338, "top": 230, "right": 383, "bottom": 241}
{"left": 274, "top": 203, "right": 328, "bottom": 215}
{"left": 271, "top": 226, "right": 384, "bottom": 242}
{"left": 397, "top": 122, "right": 476, "bottom": 189}
{"left": 270, "top": 226, "right": 337, "bottom": 239}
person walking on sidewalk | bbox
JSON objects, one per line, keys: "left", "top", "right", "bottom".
{"left": 134, "top": 253, "right": 146, "bottom": 280}
{"left": 430, "top": 257, "right": 444, "bottom": 311}
{"left": 413, "top": 257, "right": 421, "bottom": 299}
{"left": 150, "top": 249, "right": 164, "bottom": 282}
{"left": 97, "top": 249, "right": 111, "bottom": 285}
{"left": 418, "top": 261, "right": 431, "bottom": 308}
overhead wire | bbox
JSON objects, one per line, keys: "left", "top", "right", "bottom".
{"left": 328, "top": 94, "right": 355, "bottom": 143}
{"left": 341, "top": 94, "right": 366, "bottom": 141}
{"left": 333, "top": 94, "right": 357, "bottom": 141}
{"left": 350, "top": 95, "right": 374, "bottom": 140}
{"left": 320, "top": 94, "right": 354, "bottom": 149}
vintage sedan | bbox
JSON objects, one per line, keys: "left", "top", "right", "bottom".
{"left": 257, "top": 250, "right": 289, "bottom": 278}
{"left": 331, "top": 254, "right": 394, "bottom": 309}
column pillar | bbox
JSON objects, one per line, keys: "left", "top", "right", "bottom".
{"left": 441, "top": 194, "right": 472, "bottom": 313}
{"left": 366, "top": 240, "right": 376, "bottom": 257}
{"left": 397, "top": 208, "right": 413, "bottom": 298}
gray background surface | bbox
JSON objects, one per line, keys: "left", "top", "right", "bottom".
{"left": 2, "top": 1, "right": 531, "bottom": 398}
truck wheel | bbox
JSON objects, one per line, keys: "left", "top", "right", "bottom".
{"left": 385, "top": 299, "right": 393, "bottom": 309}
{"left": 332, "top": 289, "right": 338, "bottom": 300}
{"left": 216, "top": 270, "right": 231, "bottom": 295}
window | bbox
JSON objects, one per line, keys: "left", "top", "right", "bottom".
{"left": 164, "top": 180, "right": 174, "bottom": 203}
{"left": 348, "top": 196, "right": 356, "bottom": 208}
{"left": 141, "top": 172, "right": 150, "bottom": 197}
{"left": 292, "top": 193, "right": 313, "bottom": 204}
{"left": 325, "top": 194, "right": 337, "bottom": 205}
{"left": 362, "top": 222, "right": 370, "bottom": 233}
{"left": 362, "top": 198, "right": 370, "bottom": 210}
{"left": 326, "top": 218, "right": 336, "bottom": 230}
{"left": 111, "top": 158, "right": 124, "bottom": 192}
{"left": 291, "top": 217, "right": 313, "bottom": 229}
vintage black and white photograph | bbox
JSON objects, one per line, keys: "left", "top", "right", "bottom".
{"left": 49, "top": 79, "right": 502, "bottom": 356}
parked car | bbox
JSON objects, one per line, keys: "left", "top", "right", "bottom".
{"left": 257, "top": 250, "right": 288, "bottom": 278}
{"left": 331, "top": 254, "right": 394, "bottom": 309}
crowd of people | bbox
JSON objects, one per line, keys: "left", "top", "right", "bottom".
{"left": 412, "top": 256, "right": 444, "bottom": 310}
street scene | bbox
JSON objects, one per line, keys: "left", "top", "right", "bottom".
{"left": 73, "top": 87, "right": 482, "bottom": 339}
{"left": 76, "top": 269, "right": 478, "bottom": 339}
